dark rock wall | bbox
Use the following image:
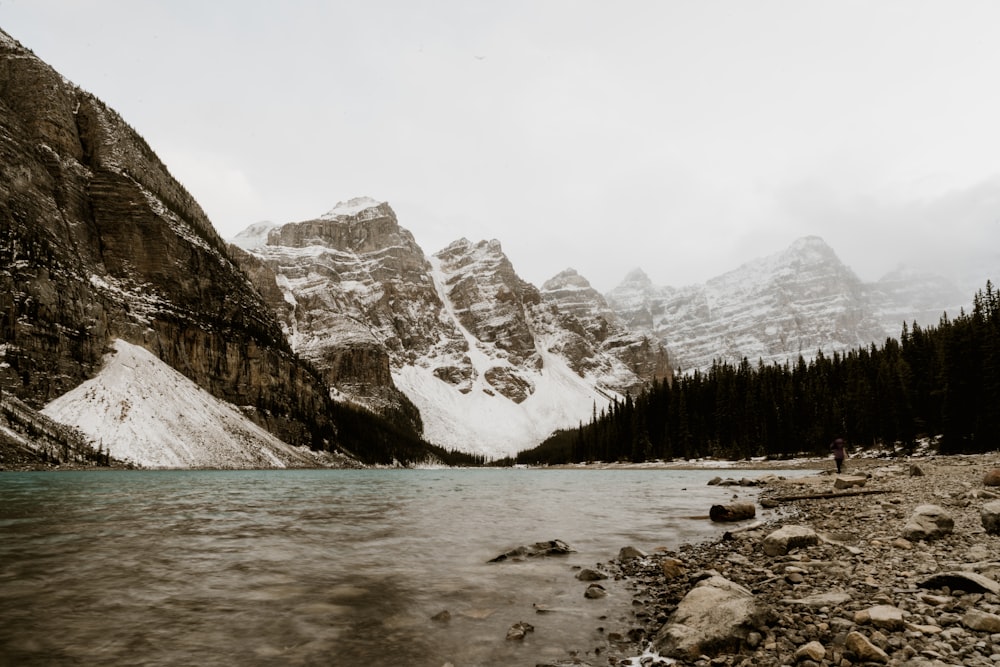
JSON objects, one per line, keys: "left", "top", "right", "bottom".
{"left": 0, "top": 31, "right": 336, "bottom": 449}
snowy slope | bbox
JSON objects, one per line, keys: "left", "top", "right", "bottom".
{"left": 392, "top": 256, "right": 615, "bottom": 458}
{"left": 229, "top": 221, "right": 278, "bottom": 250}
{"left": 42, "top": 340, "right": 342, "bottom": 469}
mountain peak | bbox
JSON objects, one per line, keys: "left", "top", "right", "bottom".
{"left": 320, "top": 196, "right": 384, "bottom": 219}
{"left": 542, "top": 268, "right": 592, "bottom": 292}
{"left": 621, "top": 268, "right": 653, "bottom": 287}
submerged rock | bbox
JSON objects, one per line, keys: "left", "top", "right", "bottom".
{"left": 488, "top": 539, "right": 575, "bottom": 562}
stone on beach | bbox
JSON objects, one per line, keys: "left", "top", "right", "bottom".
{"left": 901, "top": 504, "right": 954, "bottom": 541}
{"left": 653, "top": 575, "right": 764, "bottom": 660}
{"left": 833, "top": 474, "right": 867, "bottom": 489}
{"left": 845, "top": 630, "right": 889, "bottom": 663}
{"left": 983, "top": 468, "right": 1000, "bottom": 486}
{"left": 855, "top": 604, "right": 906, "bottom": 631}
{"left": 794, "top": 640, "right": 826, "bottom": 662}
{"left": 962, "top": 609, "right": 1000, "bottom": 633}
{"left": 709, "top": 501, "right": 756, "bottom": 522}
{"left": 762, "top": 524, "right": 819, "bottom": 556}
{"left": 980, "top": 498, "right": 1000, "bottom": 534}
{"left": 617, "top": 545, "right": 645, "bottom": 561}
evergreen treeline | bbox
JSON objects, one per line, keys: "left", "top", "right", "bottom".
{"left": 328, "top": 401, "right": 489, "bottom": 467}
{"left": 512, "top": 281, "right": 999, "bottom": 466}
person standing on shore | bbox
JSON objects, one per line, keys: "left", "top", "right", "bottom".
{"left": 830, "top": 437, "right": 847, "bottom": 474}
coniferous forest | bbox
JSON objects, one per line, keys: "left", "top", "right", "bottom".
{"left": 512, "top": 281, "right": 1000, "bottom": 465}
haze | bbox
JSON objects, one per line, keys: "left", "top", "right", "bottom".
{"left": 3, "top": 0, "right": 998, "bottom": 293}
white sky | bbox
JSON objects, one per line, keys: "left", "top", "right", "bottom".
{"left": 3, "top": 1, "right": 999, "bottom": 293}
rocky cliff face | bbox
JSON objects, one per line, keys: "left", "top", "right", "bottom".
{"left": 237, "top": 202, "right": 668, "bottom": 457}
{"left": 606, "top": 236, "right": 968, "bottom": 371}
{"left": 0, "top": 29, "right": 341, "bottom": 454}
{"left": 540, "top": 268, "right": 670, "bottom": 393}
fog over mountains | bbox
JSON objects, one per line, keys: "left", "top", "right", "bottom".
{"left": 0, "top": 27, "right": 983, "bottom": 464}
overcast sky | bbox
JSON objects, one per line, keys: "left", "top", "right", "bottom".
{"left": 3, "top": 1, "right": 998, "bottom": 293}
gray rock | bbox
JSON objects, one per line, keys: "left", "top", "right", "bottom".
{"left": 575, "top": 568, "right": 608, "bottom": 581}
{"left": 653, "top": 575, "right": 765, "bottom": 660}
{"left": 488, "top": 539, "right": 575, "bottom": 562}
{"left": 583, "top": 583, "right": 607, "bottom": 599}
{"left": 858, "top": 604, "right": 906, "bottom": 631}
{"left": 845, "top": 630, "right": 889, "bottom": 663}
{"left": 794, "top": 640, "right": 826, "bottom": 661}
{"left": 617, "top": 545, "right": 646, "bottom": 561}
{"left": 962, "top": 609, "right": 1000, "bottom": 633}
{"left": 901, "top": 504, "right": 954, "bottom": 541}
{"left": 981, "top": 499, "right": 1000, "bottom": 535}
{"left": 505, "top": 621, "right": 534, "bottom": 640}
{"left": 834, "top": 475, "right": 868, "bottom": 489}
{"left": 762, "top": 525, "right": 819, "bottom": 556}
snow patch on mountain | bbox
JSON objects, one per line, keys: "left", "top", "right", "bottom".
{"left": 229, "top": 221, "right": 279, "bottom": 250}
{"left": 321, "top": 196, "right": 384, "bottom": 219}
{"left": 41, "top": 340, "right": 339, "bottom": 469}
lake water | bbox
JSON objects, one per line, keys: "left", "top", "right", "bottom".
{"left": 0, "top": 468, "right": 806, "bottom": 666}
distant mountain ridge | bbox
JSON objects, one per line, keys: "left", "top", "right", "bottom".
{"left": 605, "top": 236, "right": 969, "bottom": 371}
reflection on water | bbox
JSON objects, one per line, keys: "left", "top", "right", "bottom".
{"left": 0, "top": 468, "right": 799, "bottom": 666}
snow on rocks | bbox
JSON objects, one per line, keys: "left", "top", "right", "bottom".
{"left": 41, "top": 339, "right": 338, "bottom": 469}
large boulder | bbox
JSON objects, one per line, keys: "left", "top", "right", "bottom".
{"left": 901, "top": 504, "right": 954, "bottom": 541}
{"left": 654, "top": 576, "right": 765, "bottom": 660}
{"left": 982, "top": 499, "right": 1000, "bottom": 535}
{"left": 709, "top": 502, "right": 756, "bottom": 522}
{"left": 762, "top": 525, "right": 819, "bottom": 556}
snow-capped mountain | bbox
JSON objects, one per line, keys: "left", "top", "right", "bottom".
{"left": 606, "top": 236, "right": 969, "bottom": 371}
{"left": 0, "top": 28, "right": 418, "bottom": 467}
{"left": 235, "top": 201, "right": 668, "bottom": 458}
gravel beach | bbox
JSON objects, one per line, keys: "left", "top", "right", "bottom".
{"left": 575, "top": 453, "right": 1000, "bottom": 667}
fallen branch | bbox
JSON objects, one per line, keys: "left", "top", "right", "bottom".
{"left": 768, "top": 488, "right": 890, "bottom": 502}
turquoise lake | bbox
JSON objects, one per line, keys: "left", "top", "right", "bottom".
{"left": 0, "top": 468, "right": 806, "bottom": 666}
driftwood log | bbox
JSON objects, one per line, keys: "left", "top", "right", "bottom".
{"left": 709, "top": 502, "right": 756, "bottom": 522}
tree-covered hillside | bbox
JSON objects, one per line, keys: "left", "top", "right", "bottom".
{"left": 513, "top": 282, "right": 999, "bottom": 465}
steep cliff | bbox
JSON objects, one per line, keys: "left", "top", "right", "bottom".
{"left": 0, "top": 29, "right": 415, "bottom": 464}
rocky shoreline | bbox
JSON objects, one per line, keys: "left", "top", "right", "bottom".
{"left": 571, "top": 453, "right": 1000, "bottom": 667}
